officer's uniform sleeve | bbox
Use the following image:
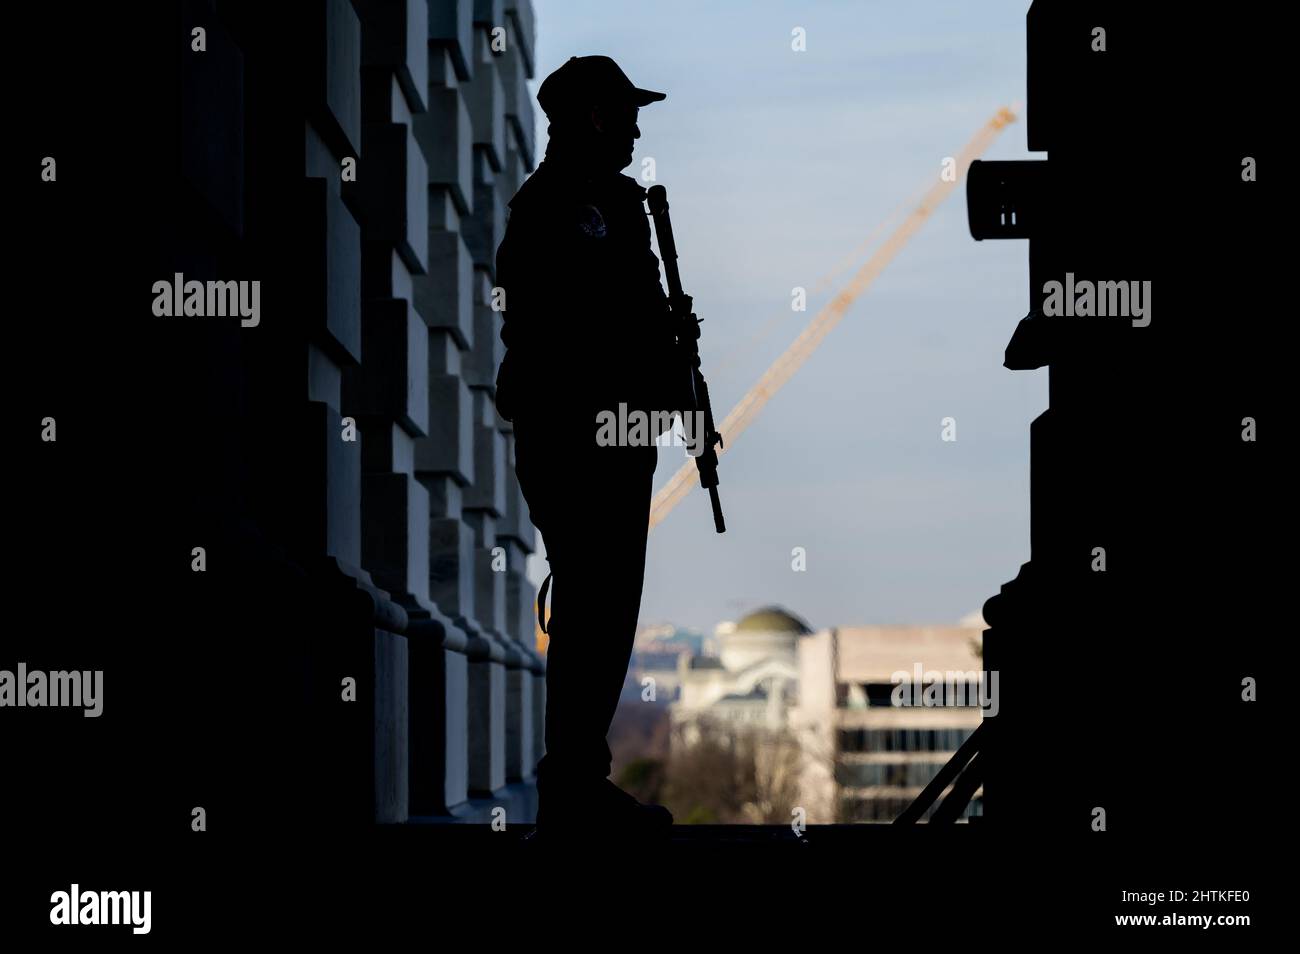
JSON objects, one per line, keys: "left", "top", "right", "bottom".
{"left": 495, "top": 188, "right": 577, "bottom": 422}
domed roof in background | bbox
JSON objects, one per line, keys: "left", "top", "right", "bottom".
{"left": 733, "top": 605, "right": 812, "bottom": 636}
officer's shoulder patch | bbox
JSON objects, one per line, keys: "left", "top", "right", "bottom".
{"left": 577, "top": 203, "right": 607, "bottom": 238}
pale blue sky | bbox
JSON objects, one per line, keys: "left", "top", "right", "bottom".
{"left": 525, "top": 0, "right": 1044, "bottom": 632}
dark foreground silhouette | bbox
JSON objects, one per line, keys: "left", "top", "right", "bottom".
{"left": 495, "top": 55, "right": 687, "bottom": 834}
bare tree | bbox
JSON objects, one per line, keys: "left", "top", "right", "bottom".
{"left": 661, "top": 716, "right": 808, "bottom": 824}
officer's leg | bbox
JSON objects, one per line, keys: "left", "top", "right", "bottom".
{"left": 541, "top": 447, "right": 655, "bottom": 785}
{"left": 516, "top": 438, "right": 653, "bottom": 805}
{"left": 512, "top": 421, "right": 599, "bottom": 784}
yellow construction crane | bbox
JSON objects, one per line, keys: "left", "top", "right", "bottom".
{"left": 648, "top": 105, "right": 1019, "bottom": 532}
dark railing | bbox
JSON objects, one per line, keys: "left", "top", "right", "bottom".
{"left": 893, "top": 720, "right": 989, "bottom": 825}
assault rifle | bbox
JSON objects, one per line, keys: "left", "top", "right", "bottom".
{"left": 646, "top": 184, "right": 726, "bottom": 533}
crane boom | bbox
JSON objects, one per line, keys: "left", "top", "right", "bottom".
{"left": 648, "top": 106, "right": 1019, "bottom": 532}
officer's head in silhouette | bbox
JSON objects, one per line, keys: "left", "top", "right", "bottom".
{"left": 537, "top": 55, "right": 665, "bottom": 174}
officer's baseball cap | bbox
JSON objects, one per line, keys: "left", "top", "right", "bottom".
{"left": 537, "top": 55, "right": 666, "bottom": 120}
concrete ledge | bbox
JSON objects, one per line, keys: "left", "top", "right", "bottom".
{"left": 408, "top": 778, "right": 538, "bottom": 824}
{"left": 376, "top": 822, "right": 923, "bottom": 849}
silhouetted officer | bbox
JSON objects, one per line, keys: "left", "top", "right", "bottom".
{"left": 495, "top": 55, "right": 684, "bottom": 834}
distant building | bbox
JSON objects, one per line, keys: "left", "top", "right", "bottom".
{"left": 636, "top": 623, "right": 712, "bottom": 658}
{"left": 663, "top": 605, "right": 987, "bottom": 823}
{"left": 670, "top": 606, "right": 810, "bottom": 744}
{"left": 622, "top": 651, "right": 685, "bottom": 705}
{"left": 613, "top": 624, "right": 708, "bottom": 705}
{"left": 791, "top": 621, "right": 986, "bottom": 823}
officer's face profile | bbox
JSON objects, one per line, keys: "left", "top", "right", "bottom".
{"left": 588, "top": 101, "right": 641, "bottom": 171}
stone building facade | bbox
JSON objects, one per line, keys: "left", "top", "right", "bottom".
{"left": 158, "top": 0, "right": 545, "bottom": 826}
